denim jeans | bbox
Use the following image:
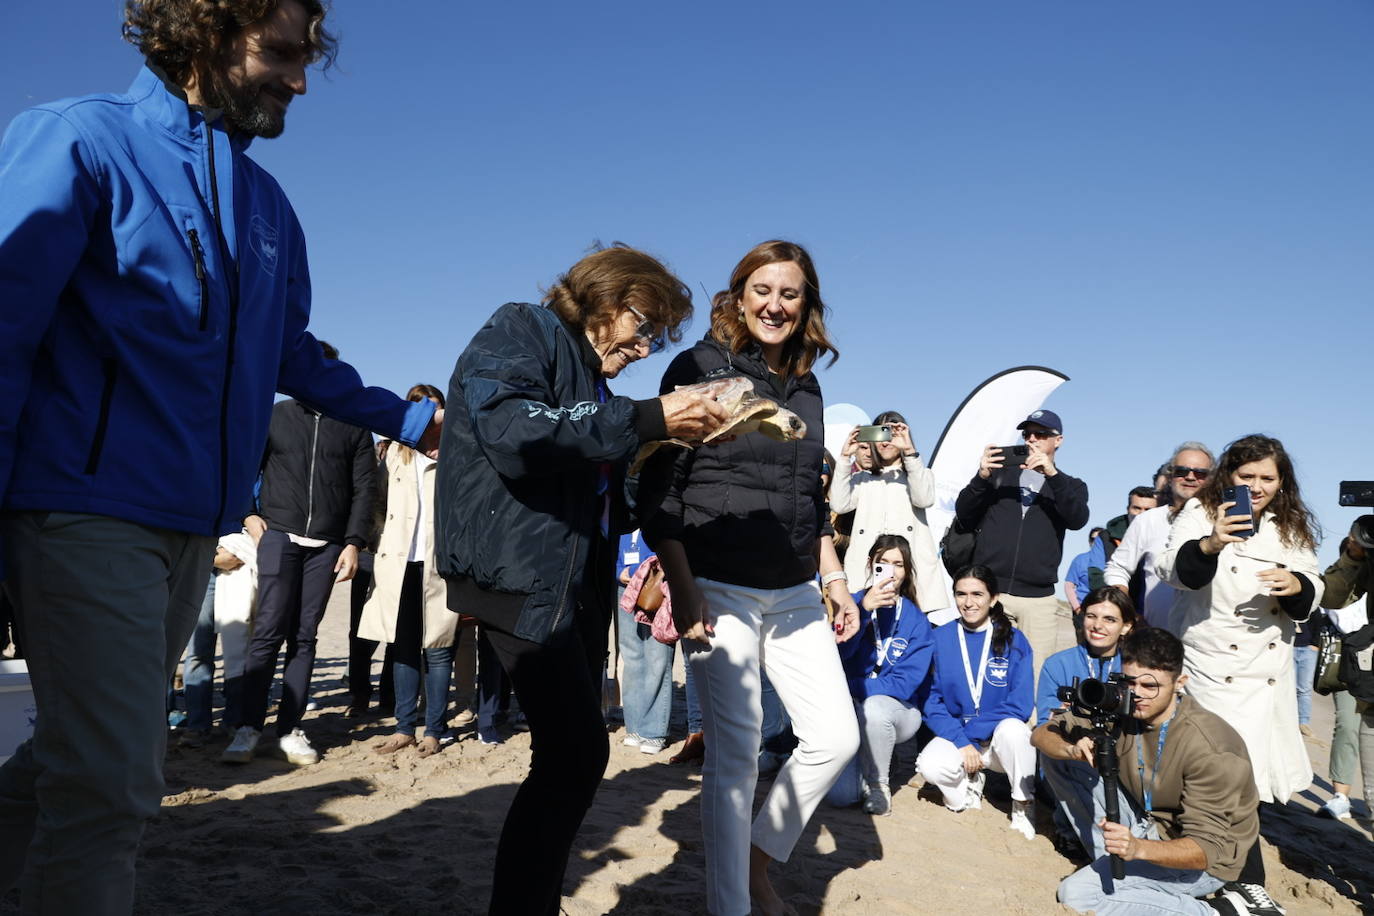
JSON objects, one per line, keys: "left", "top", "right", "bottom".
{"left": 617, "top": 613, "right": 674, "bottom": 741}
{"left": 682, "top": 642, "right": 702, "bottom": 733}
{"left": 1045, "top": 757, "right": 1225, "bottom": 915}
{"left": 393, "top": 647, "right": 456, "bottom": 736}
{"left": 183, "top": 573, "right": 219, "bottom": 731}
{"left": 1293, "top": 644, "right": 1317, "bottom": 726}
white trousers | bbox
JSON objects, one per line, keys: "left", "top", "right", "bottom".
{"left": 916, "top": 718, "right": 1036, "bottom": 808}
{"left": 690, "top": 577, "right": 860, "bottom": 916}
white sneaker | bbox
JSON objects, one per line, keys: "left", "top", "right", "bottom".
{"left": 1009, "top": 801, "right": 1035, "bottom": 840}
{"left": 863, "top": 782, "right": 893, "bottom": 816}
{"left": 638, "top": 737, "right": 667, "bottom": 755}
{"left": 622, "top": 732, "right": 644, "bottom": 748}
{"left": 220, "top": 726, "right": 261, "bottom": 764}
{"left": 275, "top": 728, "right": 319, "bottom": 766}
{"left": 1318, "top": 792, "right": 1353, "bottom": 820}
{"left": 963, "top": 770, "right": 986, "bottom": 811}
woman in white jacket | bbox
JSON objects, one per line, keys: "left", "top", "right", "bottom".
{"left": 358, "top": 385, "right": 461, "bottom": 756}
{"left": 830, "top": 411, "right": 949, "bottom": 619}
{"left": 1157, "top": 434, "right": 1323, "bottom": 805}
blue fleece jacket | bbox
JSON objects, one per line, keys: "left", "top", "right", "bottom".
{"left": 1035, "top": 644, "right": 1123, "bottom": 723}
{"left": 0, "top": 67, "right": 433, "bottom": 562}
{"left": 837, "top": 593, "right": 934, "bottom": 703}
{"left": 922, "top": 620, "right": 1033, "bottom": 747}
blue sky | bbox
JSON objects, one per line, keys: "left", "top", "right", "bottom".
{"left": 5, "top": 1, "right": 1372, "bottom": 572}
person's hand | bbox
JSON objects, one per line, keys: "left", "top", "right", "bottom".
{"left": 1022, "top": 439, "right": 1057, "bottom": 477}
{"left": 659, "top": 389, "right": 731, "bottom": 442}
{"left": 833, "top": 597, "right": 861, "bottom": 643}
{"left": 672, "top": 583, "right": 714, "bottom": 645}
{"left": 890, "top": 422, "right": 916, "bottom": 458}
{"left": 1201, "top": 505, "right": 1251, "bottom": 554}
{"left": 861, "top": 579, "right": 897, "bottom": 611}
{"left": 977, "top": 444, "right": 1004, "bottom": 480}
{"left": 1100, "top": 819, "right": 1143, "bottom": 861}
{"left": 960, "top": 744, "right": 984, "bottom": 775}
{"left": 1257, "top": 567, "right": 1301, "bottom": 597}
{"left": 619, "top": 568, "right": 633, "bottom": 586}
{"left": 1073, "top": 736, "right": 1095, "bottom": 766}
{"left": 417, "top": 408, "right": 443, "bottom": 459}
{"left": 335, "top": 544, "right": 359, "bottom": 583}
{"left": 841, "top": 427, "right": 860, "bottom": 458}
{"left": 244, "top": 515, "right": 267, "bottom": 544}
{"left": 213, "top": 547, "right": 244, "bottom": 572}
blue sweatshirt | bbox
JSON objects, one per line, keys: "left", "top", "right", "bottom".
{"left": 1035, "top": 644, "right": 1123, "bottom": 723}
{"left": 922, "top": 620, "right": 1033, "bottom": 747}
{"left": 0, "top": 67, "right": 434, "bottom": 564}
{"left": 837, "top": 593, "right": 934, "bottom": 703}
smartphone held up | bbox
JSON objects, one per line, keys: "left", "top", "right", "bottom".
{"left": 1223, "top": 485, "right": 1254, "bottom": 538}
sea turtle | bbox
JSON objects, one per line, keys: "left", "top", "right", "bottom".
{"left": 629, "top": 375, "right": 807, "bottom": 474}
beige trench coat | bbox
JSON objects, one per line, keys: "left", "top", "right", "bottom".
{"left": 830, "top": 454, "right": 948, "bottom": 613}
{"left": 358, "top": 449, "right": 458, "bottom": 648}
{"left": 1157, "top": 498, "right": 1322, "bottom": 803}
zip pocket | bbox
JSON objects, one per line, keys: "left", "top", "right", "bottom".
{"left": 84, "top": 359, "right": 118, "bottom": 475}
{"left": 187, "top": 227, "right": 209, "bottom": 331}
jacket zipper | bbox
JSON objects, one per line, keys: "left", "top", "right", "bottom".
{"left": 84, "top": 358, "right": 118, "bottom": 474}
{"left": 204, "top": 121, "right": 241, "bottom": 532}
{"left": 305, "top": 412, "right": 320, "bottom": 536}
{"left": 187, "top": 228, "right": 209, "bottom": 331}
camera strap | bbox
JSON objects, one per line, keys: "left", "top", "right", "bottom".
{"left": 958, "top": 622, "right": 993, "bottom": 712}
{"left": 1136, "top": 707, "right": 1178, "bottom": 814}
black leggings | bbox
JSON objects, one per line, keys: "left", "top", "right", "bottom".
{"left": 483, "top": 605, "right": 610, "bottom": 915}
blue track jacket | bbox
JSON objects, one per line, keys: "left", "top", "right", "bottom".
{"left": 922, "top": 620, "right": 1033, "bottom": 748}
{"left": 1035, "top": 644, "right": 1123, "bottom": 723}
{"left": 838, "top": 593, "right": 934, "bottom": 704}
{"left": 0, "top": 67, "right": 433, "bottom": 566}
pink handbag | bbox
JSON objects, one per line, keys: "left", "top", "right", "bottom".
{"left": 620, "top": 556, "right": 678, "bottom": 646}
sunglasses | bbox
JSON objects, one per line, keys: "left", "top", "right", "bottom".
{"left": 1171, "top": 466, "right": 1210, "bottom": 480}
{"left": 1021, "top": 428, "right": 1060, "bottom": 441}
{"left": 624, "top": 303, "right": 666, "bottom": 353}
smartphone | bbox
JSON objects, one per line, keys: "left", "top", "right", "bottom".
{"left": 1222, "top": 485, "right": 1254, "bottom": 538}
{"left": 997, "top": 444, "right": 1030, "bottom": 460}
{"left": 872, "top": 561, "right": 894, "bottom": 585}
{"left": 856, "top": 425, "right": 892, "bottom": 443}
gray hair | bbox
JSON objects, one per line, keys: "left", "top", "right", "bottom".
{"left": 1169, "top": 440, "right": 1214, "bottom": 467}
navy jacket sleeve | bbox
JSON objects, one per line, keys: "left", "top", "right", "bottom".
{"left": 457, "top": 304, "right": 641, "bottom": 480}
{"left": 1044, "top": 471, "right": 1090, "bottom": 531}
{"left": 954, "top": 473, "right": 997, "bottom": 531}
{"left": 1175, "top": 539, "right": 1219, "bottom": 589}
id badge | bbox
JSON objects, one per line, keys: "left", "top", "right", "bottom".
{"left": 624, "top": 551, "right": 641, "bottom": 567}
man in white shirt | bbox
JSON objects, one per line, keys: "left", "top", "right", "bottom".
{"left": 1104, "top": 441, "right": 1214, "bottom": 629}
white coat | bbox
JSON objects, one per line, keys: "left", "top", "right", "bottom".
{"left": 358, "top": 448, "right": 458, "bottom": 649}
{"left": 1156, "top": 498, "right": 1322, "bottom": 803}
{"left": 830, "top": 453, "right": 948, "bottom": 612}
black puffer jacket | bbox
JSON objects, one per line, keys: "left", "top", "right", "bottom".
{"left": 254, "top": 399, "right": 375, "bottom": 547}
{"left": 640, "top": 336, "right": 827, "bottom": 589}
{"left": 433, "top": 303, "right": 666, "bottom": 645}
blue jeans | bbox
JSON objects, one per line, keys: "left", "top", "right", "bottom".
{"left": 182, "top": 573, "right": 220, "bottom": 732}
{"left": 393, "top": 647, "right": 456, "bottom": 737}
{"left": 617, "top": 613, "right": 674, "bottom": 741}
{"left": 1045, "top": 757, "right": 1224, "bottom": 914}
{"left": 1293, "top": 645, "right": 1316, "bottom": 726}
{"left": 682, "top": 643, "right": 702, "bottom": 733}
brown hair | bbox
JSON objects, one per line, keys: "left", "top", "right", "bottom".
{"left": 1079, "top": 586, "right": 1138, "bottom": 634}
{"left": 543, "top": 243, "right": 693, "bottom": 348}
{"left": 123, "top": 0, "right": 337, "bottom": 106}
{"left": 1197, "top": 434, "right": 1318, "bottom": 550}
{"left": 709, "top": 240, "right": 839, "bottom": 378}
{"left": 396, "top": 383, "right": 444, "bottom": 465}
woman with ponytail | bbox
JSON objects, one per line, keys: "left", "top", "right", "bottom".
{"left": 916, "top": 564, "right": 1037, "bottom": 840}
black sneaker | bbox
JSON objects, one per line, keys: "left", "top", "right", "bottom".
{"left": 1217, "top": 882, "right": 1286, "bottom": 916}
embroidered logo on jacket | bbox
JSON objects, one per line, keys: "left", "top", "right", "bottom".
{"left": 986, "top": 656, "right": 1010, "bottom": 688}
{"left": 250, "top": 214, "right": 279, "bottom": 276}
{"left": 525, "top": 401, "right": 599, "bottom": 422}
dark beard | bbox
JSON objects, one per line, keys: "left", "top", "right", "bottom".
{"left": 215, "top": 80, "right": 286, "bottom": 139}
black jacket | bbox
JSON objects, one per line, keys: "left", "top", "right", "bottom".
{"left": 640, "top": 336, "right": 828, "bottom": 590}
{"left": 254, "top": 399, "right": 375, "bottom": 548}
{"left": 434, "top": 303, "right": 665, "bottom": 645}
{"left": 953, "top": 464, "right": 1089, "bottom": 597}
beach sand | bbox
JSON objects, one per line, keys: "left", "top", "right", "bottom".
{"left": 5, "top": 588, "right": 1370, "bottom": 915}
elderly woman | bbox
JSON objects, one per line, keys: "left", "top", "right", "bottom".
{"left": 642, "top": 239, "right": 861, "bottom": 916}
{"left": 434, "top": 245, "right": 726, "bottom": 915}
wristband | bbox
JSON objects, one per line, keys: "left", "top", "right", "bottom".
{"left": 821, "top": 571, "right": 848, "bottom": 586}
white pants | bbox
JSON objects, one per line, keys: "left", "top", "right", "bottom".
{"left": 690, "top": 577, "right": 860, "bottom": 916}
{"left": 916, "top": 718, "right": 1036, "bottom": 809}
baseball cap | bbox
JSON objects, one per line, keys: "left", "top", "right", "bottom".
{"left": 1016, "top": 409, "right": 1063, "bottom": 435}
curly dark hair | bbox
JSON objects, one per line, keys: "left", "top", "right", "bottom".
{"left": 123, "top": 0, "right": 336, "bottom": 106}
{"left": 1197, "top": 433, "right": 1318, "bottom": 551}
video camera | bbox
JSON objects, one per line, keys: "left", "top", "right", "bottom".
{"left": 1056, "top": 672, "right": 1136, "bottom": 728}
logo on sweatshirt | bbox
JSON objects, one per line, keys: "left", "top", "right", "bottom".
{"left": 986, "top": 656, "right": 1010, "bottom": 688}
{"left": 250, "top": 214, "right": 279, "bottom": 277}
{"left": 889, "top": 638, "right": 908, "bottom": 659}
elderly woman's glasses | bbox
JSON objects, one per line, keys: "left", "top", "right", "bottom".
{"left": 625, "top": 304, "right": 666, "bottom": 353}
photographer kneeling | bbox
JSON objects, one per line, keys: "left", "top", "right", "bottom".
{"left": 1033, "top": 628, "right": 1264, "bottom": 916}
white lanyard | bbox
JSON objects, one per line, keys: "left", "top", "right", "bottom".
{"left": 1080, "top": 646, "right": 1118, "bottom": 682}
{"left": 958, "top": 622, "right": 993, "bottom": 713}
{"left": 869, "top": 599, "right": 904, "bottom": 674}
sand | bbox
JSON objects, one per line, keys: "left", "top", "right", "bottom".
{"left": 4, "top": 590, "right": 1371, "bottom": 915}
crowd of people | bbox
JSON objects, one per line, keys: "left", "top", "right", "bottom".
{"left": 1, "top": 2, "right": 1372, "bottom": 916}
